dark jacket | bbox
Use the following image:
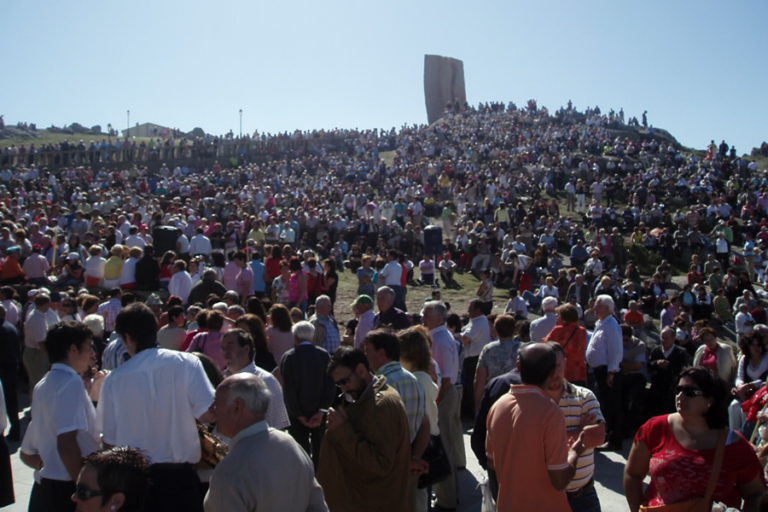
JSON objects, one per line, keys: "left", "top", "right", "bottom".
{"left": 135, "top": 256, "right": 160, "bottom": 290}
{"left": 373, "top": 307, "right": 411, "bottom": 331}
{"left": 187, "top": 278, "right": 227, "bottom": 306}
{"left": 0, "top": 321, "right": 19, "bottom": 366}
{"left": 566, "top": 282, "right": 591, "bottom": 309}
{"left": 280, "top": 343, "right": 336, "bottom": 419}
{"left": 471, "top": 369, "right": 522, "bottom": 469}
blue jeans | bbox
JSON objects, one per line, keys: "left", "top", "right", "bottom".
{"left": 521, "top": 290, "right": 541, "bottom": 312}
{"left": 567, "top": 483, "right": 601, "bottom": 512}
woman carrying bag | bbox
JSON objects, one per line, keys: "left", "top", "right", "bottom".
{"left": 624, "top": 366, "right": 765, "bottom": 512}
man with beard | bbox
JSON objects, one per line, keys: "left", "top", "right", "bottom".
{"left": 318, "top": 347, "right": 412, "bottom": 512}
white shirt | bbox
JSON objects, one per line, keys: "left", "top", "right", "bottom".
{"left": 504, "top": 296, "right": 528, "bottom": 318}
{"left": 461, "top": 315, "right": 491, "bottom": 358}
{"left": 124, "top": 234, "right": 147, "bottom": 248}
{"left": 736, "top": 312, "right": 754, "bottom": 334}
{"left": 177, "top": 234, "right": 190, "bottom": 254}
{"left": 98, "top": 348, "right": 215, "bottom": 464}
{"left": 24, "top": 308, "right": 59, "bottom": 348}
{"left": 585, "top": 315, "right": 623, "bottom": 373}
{"left": 235, "top": 362, "right": 291, "bottom": 430}
{"left": 429, "top": 325, "right": 459, "bottom": 384}
{"left": 190, "top": 234, "right": 213, "bottom": 257}
{"left": 22, "top": 364, "right": 99, "bottom": 481}
{"left": 1, "top": 300, "right": 19, "bottom": 327}
{"left": 169, "top": 270, "right": 193, "bottom": 304}
{"left": 379, "top": 260, "right": 403, "bottom": 286}
{"left": 530, "top": 312, "right": 558, "bottom": 342}
{"left": 354, "top": 309, "right": 376, "bottom": 350}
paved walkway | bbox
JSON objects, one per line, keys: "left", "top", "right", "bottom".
{"left": 3, "top": 417, "right": 631, "bottom": 511}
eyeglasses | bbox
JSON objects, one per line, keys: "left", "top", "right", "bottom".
{"left": 675, "top": 385, "right": 705, "bottom": 398}
{"left": 73, "top": 483, "right": 102, "bottom": 501}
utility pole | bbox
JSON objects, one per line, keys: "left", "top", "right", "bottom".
{"left": 126, "top": 110, "right": 130, "bottom": 137}
{"left": 239, "top": 109, "right": 243, "bottom": 138}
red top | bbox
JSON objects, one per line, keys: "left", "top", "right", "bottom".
{"left": 265, "top": 257, "right": 282, "bottom": 281}
{"left": 700, "top": 347, "right": 718, "bottom": 373}
{"left": 544, "top": 323, "right": 587, "bottom": 382}
{"left": 635, "top": 415, "right": 762, "bottom": 508}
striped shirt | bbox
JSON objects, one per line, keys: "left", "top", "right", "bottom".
{"left": 376, "top": 361, "right": 426, "bottom": 442}
{"left": 559, "top": 382, "right": 604, "bottom": 492}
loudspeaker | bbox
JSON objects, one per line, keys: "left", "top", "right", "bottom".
{"left": 152, "top": 226, "right": 181, "bottom": 255}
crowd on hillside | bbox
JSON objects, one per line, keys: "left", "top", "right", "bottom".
{"left": 0, "top": 102, "right": 767, "bottom": 511}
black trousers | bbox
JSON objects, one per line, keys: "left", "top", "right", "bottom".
{"left": 147, "top": 463, "right": 203, "bottom": 512}
{"left": 0, "top": 437, "right": 13, "bottom": 507}
{"left": 0, "top": 364, "right": 19, "bottom": 436}
{"left": 29, "top": 478, "right": 74, "bottom": 512}
{"left": 461, "top": 356, "right": 479, "bottom": 417}
{"left": 592, "top": 365, "right": 623, "bottom": 446}
{"left": 288, "top": 418, "right": 326, "bottom": 471}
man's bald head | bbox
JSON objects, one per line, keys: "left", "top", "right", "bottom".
{"left": 518, "top": 342, "right": 557, "bottom": 387}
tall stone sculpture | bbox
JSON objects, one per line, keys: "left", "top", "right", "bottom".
{"left": 424, "top": 55, "right": 467, "bottom": 125}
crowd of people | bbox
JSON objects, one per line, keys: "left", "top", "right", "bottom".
{"left": 0, "top": 100, "right": 767, "bottom": 511}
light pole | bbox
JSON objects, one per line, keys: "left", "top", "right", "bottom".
{"left": 239, "top": 109, "right": 243, "bottom": 138}
{"left": 126, "top": 110, "right": 130, "bottom": 137}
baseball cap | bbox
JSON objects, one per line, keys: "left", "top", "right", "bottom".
{"left": 351, "top": 295, "right": 373, "bottom": 307}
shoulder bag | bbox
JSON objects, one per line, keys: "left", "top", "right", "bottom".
{"left": 417, "top": 434, "right": 452, "bottom": 489}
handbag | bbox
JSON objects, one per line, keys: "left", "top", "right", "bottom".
{"left": 196, "top": 422, "right": 228, "bottom": 469}
{"left": 417, "top": 434, "right": 452, "bottom": 489}
{"left": 639, "top": 429, "right": 727, "bottom": 512}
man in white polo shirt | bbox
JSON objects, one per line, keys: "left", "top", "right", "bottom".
{"left": 221, "top": 328, "right": 290, "bottom": 430}
{"left": 98, "top": 302, "right": 215, "bottom": 512}
{"left": 20, "top": 321, "right": 99, "bottom": 512}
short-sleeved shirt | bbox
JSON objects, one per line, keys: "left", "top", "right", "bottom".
{"left": 635, "top": 415, "right": 763, "bottom": 508}
{"left": 23, "top": 363, "right": 99, "bottom": 481}
{"left": 24, "top": 309, "right": 59, "bottom": 348}
{"left": 461, "top": 315, "right": 491, "bottom": 358}
{"left": 233, "top": 362, "right": 291, "bottom": 430}
{"left": 98, "top": 348, "right": 215, "bottom": 464}
{"left": 476, "top": 338, "right": 521, "bottom": 381}
{"left": 376, "top": 361, "right": 426, "bottom": 442}
{"left": 559, "top": 383, "right": 604, "bottom": 492}
{"left": 429, "top": 325, "right": 459, "bottom": 384}
{"left": 486, "top": 385, "right": 570, "bottom": 512}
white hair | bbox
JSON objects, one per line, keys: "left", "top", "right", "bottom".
{"left": 292, "top": 320, "right": 315, "bottom": 341}
{"left": 225, "top": 374, "right": 272, "bottom": 416}
{"left": 376, "top": 286, "right": 396, "bottom": 298}
{"left": 421, "top": 300, "right": 448, "bottom": 321}
{"left": 315, "top": 295, "right": 332, "bottom": 307}
{"left": 541, "top": 296, "right": 559, "bottom": 313}
{"left": 594, "top": 294, "right": 615, "bottom": 313}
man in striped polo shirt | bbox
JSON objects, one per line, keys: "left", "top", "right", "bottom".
{"left": 548, "top": 343, "right": 606, "bottom": 512}
{"left": 473, "top": 342, "right": 605, "bottom": 510}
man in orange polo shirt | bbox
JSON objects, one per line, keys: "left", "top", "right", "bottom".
{"left": 486, "top": 342, "right": 586, "bottom": 512}
{"left": 0, "top": 247, "right": 25, "bottom": 285}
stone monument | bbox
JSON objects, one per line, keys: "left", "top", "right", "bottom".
{"left": 423, "top": 55, "right": 466, "bottom": 125}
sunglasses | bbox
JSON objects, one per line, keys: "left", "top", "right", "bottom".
{"left": 74, "top": 483, "right": 102, "bottom": 501}
{"left": 675, "top": 385, "right": 705, "bottom": 398}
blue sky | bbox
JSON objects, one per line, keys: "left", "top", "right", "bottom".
{"left": 2, "top": 0, "right": 766, "bottom": 153}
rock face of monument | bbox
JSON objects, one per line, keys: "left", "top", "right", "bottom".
{"left": 424, "top": 55, "right": 466, "bottom": 125}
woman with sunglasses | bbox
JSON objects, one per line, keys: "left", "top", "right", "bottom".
{"left": 72, "top": 447, "right": 149, "bottom": 512}
{"left": 624, "top": 366, "right": 765, "bottom": 512}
